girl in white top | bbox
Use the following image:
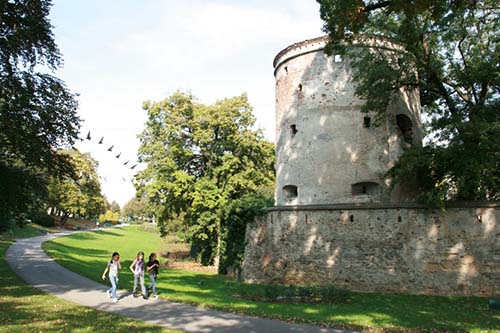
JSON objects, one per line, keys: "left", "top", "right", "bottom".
{"left": 102, "top": 252, "right": 121, "bottom": 302}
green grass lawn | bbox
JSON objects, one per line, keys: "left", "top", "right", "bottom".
{"left": 4, "top": 223, "right": 52, "bottom": 238}
{"left": 43, "top": 226, "right": 500, "bottom": 333}
{"left": 0, "top": 226, "right": 180, "bottom": 333}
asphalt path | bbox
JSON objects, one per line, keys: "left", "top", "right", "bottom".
{"left": 5, "top": 229, "right": 355, "bottom": 333}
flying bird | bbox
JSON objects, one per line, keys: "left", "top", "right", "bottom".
{"left": 123, "top": 161, "right": 130, "bottom": 166}
{"left": 130, "top": 164, "right": 137, "bottom": 170}
{"left": 115, "top": 153, "right": 121, "bottom": 159}
{"left": 86, "top": 131, "right": 91, "bottom": 140}
{"left": 98, "top": 137, "right": 104, "bottom": 144}
{"left": 107, "top": 145, "right": 114, "bottom": 152}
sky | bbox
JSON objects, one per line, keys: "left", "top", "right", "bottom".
{"left": 49, "top": 0, "right": 324, "bottom": 206}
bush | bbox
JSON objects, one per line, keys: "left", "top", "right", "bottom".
{"left": 218, "top": 189, "right": 274, "bottom": 275}
{"left": 30, "top": 213, "right": 55, "bottom": 227}
{"left": 236, "top": 283, "right": 350, "bottom": 304}
{"left": 139, "top": 223, "right": 158, "bottom": 233}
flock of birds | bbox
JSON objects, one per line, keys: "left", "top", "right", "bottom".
{"left": 82, "top": 131, "right": 138, "bottom": 170}
{"left": 74, "top": 131, "right": 140, "bottom": 183}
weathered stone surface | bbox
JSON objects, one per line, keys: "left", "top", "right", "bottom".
{"left": 242, "top": 206, "right": 499, "bottom": 296}
{"left": 247, "top": 36, "right": 500, "bottom": 297}
{"left": 273, "top": 36, "right": 423, "bottom": 206}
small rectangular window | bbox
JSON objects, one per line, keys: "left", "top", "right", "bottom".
{"left": 290, "top": 124, "right": 297, "bottom": 136}
{"left": 363, "top": 116, "right": 371, "bottom": 128}
{"left": 352, "top": 182, "right": 380, "bottom": 196}
{"left": 283, "top": 185, "right": 298, "bottom": 199}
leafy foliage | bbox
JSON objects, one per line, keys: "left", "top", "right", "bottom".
{"left": 218, "top": 189, "right": 273, "bottom": 275}
{"left": 29, "top": 212, "right": 55, "bottom": 227}
{"left": 47, "top": 150, "right": 106, "bottom": 222}
{"left": 136, "top": 92, "right": 275, "bottom": 266}
{"left": 0, "top": 162, "right": 48, "bottom": 231}
{"left": 0, "top": 0, "right": 80, "bottom": 226}
{"left": 121, "top": 195, "right": 153, "bottom": 221}
{"left": 109, "top": 201, "right": 121, "bottom": 214}
{"left": 98, "top": 210, "right": 120, "bottom": 223}
{"left": 317, "top": 0, "right": 500, "bottom": 203}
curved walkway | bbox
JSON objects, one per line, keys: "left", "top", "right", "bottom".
{"left": 5, "top": 230, "right": 354, "bottom": 333}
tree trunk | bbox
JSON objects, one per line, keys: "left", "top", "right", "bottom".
{"left": 60, "top": 212, "right": 70, "bottom": 226}
{"left": 213, "top": 218, "right": 222, "bottom": 270}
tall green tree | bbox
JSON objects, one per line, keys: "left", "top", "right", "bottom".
{"left": 122, "top": 195, "right": 153, "bottom": 221}
{"left": 47, "top": 150, "right": 106, "bottom": 223}
{"left": 109, "top": 201, "right": 121, "bottom": 214}
{"left": 317, "top": 0, "right": 500, "bottom": 204}
{"left": 136, "top": 92, "right": 275, "bottom": 265}
{"left": 0, "top": 0, "right": 80, "bottom": 228}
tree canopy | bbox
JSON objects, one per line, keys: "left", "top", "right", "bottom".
{"left": 47, "top": 150, "right": 106, "bottom": 223}
{"left": 136, "top": 92, "right": 275, "bottom": 265}
{"left": 122, "top": 195, "right": 152, "bottom": 221}
{"left": 0, "top": 0, "right": 80, "bottom": 227}
{"left": 109, "top": 201, "right": 121, "bottom": 214}
{"left": 317, "top": 0, "right": 500, "bottom": 203}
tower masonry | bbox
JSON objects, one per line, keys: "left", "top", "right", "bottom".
{"left": 241, "top": 36, "right": 499, "bottom": 297}
{"left": 274, "top": 36, "right": 422, "bottom": 206}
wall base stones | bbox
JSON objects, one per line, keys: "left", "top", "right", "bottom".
{"left": 242, "top": 203, "right": 499, "bottom": 296}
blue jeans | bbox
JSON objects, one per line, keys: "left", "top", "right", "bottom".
{"left": 133, "top": 273, "right": 146, "bottom": 296}
{"left": 148, "top": 273, "right": 157, "bottom": 296}
{"left": 108, "top": 275, "right": 118, "bottom": 299}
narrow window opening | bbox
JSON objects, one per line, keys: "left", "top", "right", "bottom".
{"left": 349, "top": 215, "right": 354, "bottom": 222}
{"left": 334, "top": 54, "right": 343, "bottom": 63}
{"left": 284, "top": 66, "right": 288, "bottom": 74}
{"left": 351, "top": 182, "right": 380, "bottom": 196}
{"left": 396, "top": 114, "right": 413, "bottom": 145}
{"left": 283, "top": 185, "right": 298, "bottom": 200}
{"left": 290, "top": 124, "right": 297, "bottom": 136}
{"left": 363, "top": 116, "right": 371, "bottom": 128}
{"left": 297, "top": 83, "right": 303, "bottom": 92}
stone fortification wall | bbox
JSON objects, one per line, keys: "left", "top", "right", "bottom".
{"left": 242, "top": 204, "right": 499, "bottom": 296}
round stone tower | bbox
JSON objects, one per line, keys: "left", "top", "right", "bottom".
{"left": 274, "top": 36, "right": 422, "bottom": 206}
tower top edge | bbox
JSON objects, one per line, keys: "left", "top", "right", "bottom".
{"left": 273, "top": 34, "right": 404, "bottom": 71}
{"left": 273, "top": 36, "right": 329, "bottom": 69}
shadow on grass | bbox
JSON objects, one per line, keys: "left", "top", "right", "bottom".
{"left": 95, "top": 229, "right": 124, "bottom": 237}
{"left": 43, "top": 240, "right": 109, "bottom": 257}
{"left": 0, "top": 285, "right": 167, "bottom": 333}
{"left": 153, "top": 271, "right": 498, "bottom": 332}
{"left": 1, "top": 240, "right": 171, "bottom": 333}
{"left": 40, "top": 231, "right": 500, "bottom": 333}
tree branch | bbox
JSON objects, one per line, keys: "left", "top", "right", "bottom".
{"left": 363, "top": 1, "right": 392, "bottom": 12}
{"left": 458, "top": 34, "right": 479, "bottom": 104}
{"left": 443, "top": 80, "right": 472, "bottom": 105}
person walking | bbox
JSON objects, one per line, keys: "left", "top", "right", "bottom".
{"left": 130, "top": 251, "right": 147, "bottom": 299}
{"left": 146, "top": 252, "right": 160, "bottom": 299}
{"left": 102, "top": 252, "right": 121, "bottom": 302}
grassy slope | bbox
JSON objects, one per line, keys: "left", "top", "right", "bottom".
{"left": 0, "top": 226, "right": 179, "bottom": 333}
{"left": 4, "top": 223, "right": 51, "bottom": 238}
{"left": 43, "top": 226, "right": 500, "bottom": 333}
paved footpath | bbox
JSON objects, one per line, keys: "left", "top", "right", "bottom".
{"left": 6, "top": 229, "right": 355, "bottom": 333}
